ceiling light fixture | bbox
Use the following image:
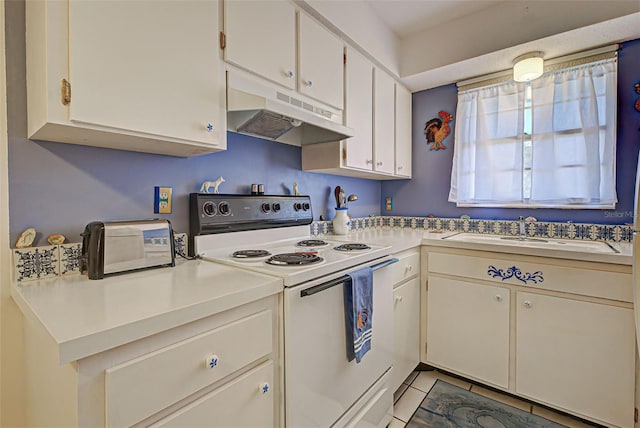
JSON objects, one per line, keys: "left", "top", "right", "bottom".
{"left": 513, "top": 52, "right": 544, "bottom": 82}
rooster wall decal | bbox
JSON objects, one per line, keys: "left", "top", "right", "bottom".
{"left": 424, "top": 110, "right": 454, "bottom": 150}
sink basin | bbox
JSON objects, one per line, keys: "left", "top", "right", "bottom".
{"left": 442, "top": 232, "right": 619, "bottom": 254}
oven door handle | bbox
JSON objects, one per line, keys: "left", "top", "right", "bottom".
{"left": 300, "top": 257, "right": 399, "bottom": 298}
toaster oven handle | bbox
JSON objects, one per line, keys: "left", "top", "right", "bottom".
{"left": 300, "top": 258, "right": 398, "bottom": 298}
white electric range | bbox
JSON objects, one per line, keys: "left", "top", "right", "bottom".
{"left": 190, "top": 194, "right": 395, "bottom": 428}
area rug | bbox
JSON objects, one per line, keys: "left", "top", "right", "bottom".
{"left": 406, "top": 380, "right": 567, "bottom": 428}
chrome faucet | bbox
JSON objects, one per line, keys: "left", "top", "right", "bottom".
{"left": 519, "top": 216, "right": 526, "bottom": 240}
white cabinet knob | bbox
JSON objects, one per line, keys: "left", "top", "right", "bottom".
{"left": 395, "top": 295, "right": 403, "bottom": 304}
{"left": 405, "top": 265, "right": 413, "bottom": 272}
{"left": 205, "top": 354, "right": 219, "bottom": 369}
{"left": 304, "top": 79, "right": 313, "bottom": 87}
{"left": 398, "top": 165, "right": 403, "bottom": 171}
{"left": 259, "top": 382, "right": 270, "bottom": 394}
{"left": 495, "top": 295, "right": 503, "bottom": 302}
{"left": 523, "top": 301, "right": 532, "bottom": 309}
{"left": 366, "top": 159, "right": 373, "bottom": 165}
{"left": 377, "top": 161, "right": 383, "bottom": 166}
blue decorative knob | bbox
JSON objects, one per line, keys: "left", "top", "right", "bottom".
{"left": 205, "top": 354, "right": 219, "bottom": 369}
{"left": 260, "top": 382, "right": 270, "bottom": 394}
{"left": 207, "top": 123, "right": 214, "bottom": 132}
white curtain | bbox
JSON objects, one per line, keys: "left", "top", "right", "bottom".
{"left": 449, "top": 81, "right": 526, "bottom": 205}
{"left": 529, "top": 59, "right": 617, "bottom": 207}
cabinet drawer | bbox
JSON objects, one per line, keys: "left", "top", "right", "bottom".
{"left": 106, "top": 309, "right": 273, "bottom": 427}
{"left": 391, "top": 249, "right": 420, "bottom": 286}
{"left": 428, "top": 252, "right": 631, "bottom": 302}
{"left": 150, "top": 361, "right": 274, "bottom": 427}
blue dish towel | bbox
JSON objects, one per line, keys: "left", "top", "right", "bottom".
{"left": 343, "top": 267, "right": 373, "bottom": 363}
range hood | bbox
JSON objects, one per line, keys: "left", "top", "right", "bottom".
{"left": 227, "top": 70, "right": 354, "bottom": 146}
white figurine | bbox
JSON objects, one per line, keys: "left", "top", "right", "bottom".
{"left": 200, "top": 176, "right": 225, "bottom": 194}
{"left": 293, "top": 181, "right": 300, "bottom": 196}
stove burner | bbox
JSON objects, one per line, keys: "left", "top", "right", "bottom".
{"left": 334, "top": 243, "right": 371, "bottom": 252}
{"left": 266, "top": 253, "right": 324, "bottom": 266}
{"left": 296, "top": 239, "right": 329, "bottom": 247}
{"left": 232, "top": 250, "right": 272, "bottom": 259}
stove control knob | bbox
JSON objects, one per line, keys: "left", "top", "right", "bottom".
{"left": 294, "top": 202, "right": 302, "bottom": 211}
{"left": 272, "top": 202, "right": 281, "bottom": 212}
{"left": 203, "top": 201, "right": 216, "bottom": 217}
{"left": 303, "top": 202, "right": 310, "bottom": 211}
{"left": 218, "top": 201, "right": 230, "bottom": 216}
{"left": 261, "top": 202, "right": 271, "bottom": 213}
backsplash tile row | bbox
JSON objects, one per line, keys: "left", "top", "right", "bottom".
{"left": 12, "top": 221, "right": 633, "bottom": 283}
{"left": 13, "top": 233, "right": 188, "bottom": 283}
{"left": 310, "top": 216, "right": 635, "bottom": 243}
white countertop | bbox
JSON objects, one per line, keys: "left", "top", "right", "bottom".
{"left": 12, "top": 260, "right": 282, "bottom": 364}
{"left": 330, "top": 228, "right": 632, "bottom": 265}
{"left": 13, "top": 228, "right": 631, "bottom": 365}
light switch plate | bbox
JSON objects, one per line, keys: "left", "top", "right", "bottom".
{"left": 154, "top": 186, "right": 172, "bottom": 214}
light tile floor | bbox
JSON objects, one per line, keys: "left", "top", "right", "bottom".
{"left": 392, "top": 369, "right": 601, "bottom": 427}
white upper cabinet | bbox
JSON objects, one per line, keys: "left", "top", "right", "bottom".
{"left": 373, "top": 68, "right": 395, "bottom": 175}
{"left": 395, "top": 84, "right": 412, "bottom": 177}
{"left": 298, "top": 13, "right": 344, "bottom": 110}
{"left": 343, "top": 47, "right": 374, "bottom": 171}
{"left": 26, "top": 0, "right": 226, "bottom": 157}
{"left": 223, "top": 1, "right": 296, "bottom": 90}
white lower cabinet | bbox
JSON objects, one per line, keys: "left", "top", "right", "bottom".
{"left": 392, "top": 278, "right": 420, "bottom": 392}
{"left": 426, "top": 277, "right": 510, "bottom": 389}
{"left": 150, "top": 361, "right": 274, "bottom": 427}
{"left": 391, "top": 249, "right": 421, "bottom": 392}
{"left": 23, "top": 296, "right": 280, "bottom": 428}
{"left": 516, "top": 292, "right": 635, "bottom": 428}
{"left": 424, "top": 248, "right": 635, "bottom": 428}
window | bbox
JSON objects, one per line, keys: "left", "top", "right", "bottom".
{"left": 449, "top": 58, "right": 617, "bottom": 208}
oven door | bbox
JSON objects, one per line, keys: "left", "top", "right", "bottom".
{"left": 283, "top": 257, "right": 396, "bottom": 428}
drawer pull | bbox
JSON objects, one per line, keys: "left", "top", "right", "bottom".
{"left": 395, "top": 295, "right": 403, "bottom": 304}
{"left": 205, "top": 354, "right": 219, "bottom": 369}
{"left": 487, "top": 265, "right": 544, "bottom": 285}
{"left": 405, "top": 265, "right": 413, "bottom": 273}
{"left": 495, "top": 295, "right": 503, "bottom": 302}
{"left": 260, "top": 382, "right": 270, "bottom": 394}
{"left": 523, "top": 301, "right": 533, "bottom": 309}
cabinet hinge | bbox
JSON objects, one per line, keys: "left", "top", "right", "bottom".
{"left": 343, "top": 52, "right": 347, "bottom": 65}
{"left": 61, "top": 78, "right": 71, "bottom": 106}
{"left": 219, "top": 31, "right": 226, "bottom": 50}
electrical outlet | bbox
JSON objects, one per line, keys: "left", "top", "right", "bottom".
{"left": 154, "top": 186, "right": 172, "bottom": 214}
{"left": 385, "top": 197, "right": 393, "bottom": 211}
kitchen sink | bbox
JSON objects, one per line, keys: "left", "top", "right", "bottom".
{"left": 442, "top": 232, "right": 619, "bottom": 254}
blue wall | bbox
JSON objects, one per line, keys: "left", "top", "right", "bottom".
{"left": 382, "top": 38, "right": 640, "bottom": 225}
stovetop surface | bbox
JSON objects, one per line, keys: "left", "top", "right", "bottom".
{"left": 194, "top": 226, "right": 390, "bottom": 286}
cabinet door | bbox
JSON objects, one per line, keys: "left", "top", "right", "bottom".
{"left": 224, "top": 0, "right": 296, "bottom": 90}
{"left": 395, "top": 84, "right": 412, "bottom": 177}
{"left": 151, "top": 361, "right": 274, "bottom": 427}
{"left": 426, "top": 277, "right": 510, "bottom": 388}
{"left": 68, "top": 0, "right": 224, "bottom": 147}
{"left": 298, "top": 12, "right": 344, "bottom": 109}
{"left": 344, "top": 47, "right": 373, "bottom": 171}
{"left": 516, "top": 292, "right": 635, "bottom": 427}
{"left": 392, "top": 278, "right": 420, "bottom": 392}
{"left": 373, "top": 69, "right": 395, "bottom": 175}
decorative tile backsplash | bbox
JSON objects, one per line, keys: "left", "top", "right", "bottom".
{"left": 309, "top": 215, "right": 635, "bottom": 243}
{"left": 13, "top": 232, "right": 189, "bottom": 283}
{"left": 11, "top": 219, "right": 633, "bottom": 283}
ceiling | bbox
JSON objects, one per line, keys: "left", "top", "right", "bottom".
{"left": 365, "top": 0, "right": 640, "bottom": 90}
{"left": 367, "top": 0, "right": 504, "bottom": 38}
